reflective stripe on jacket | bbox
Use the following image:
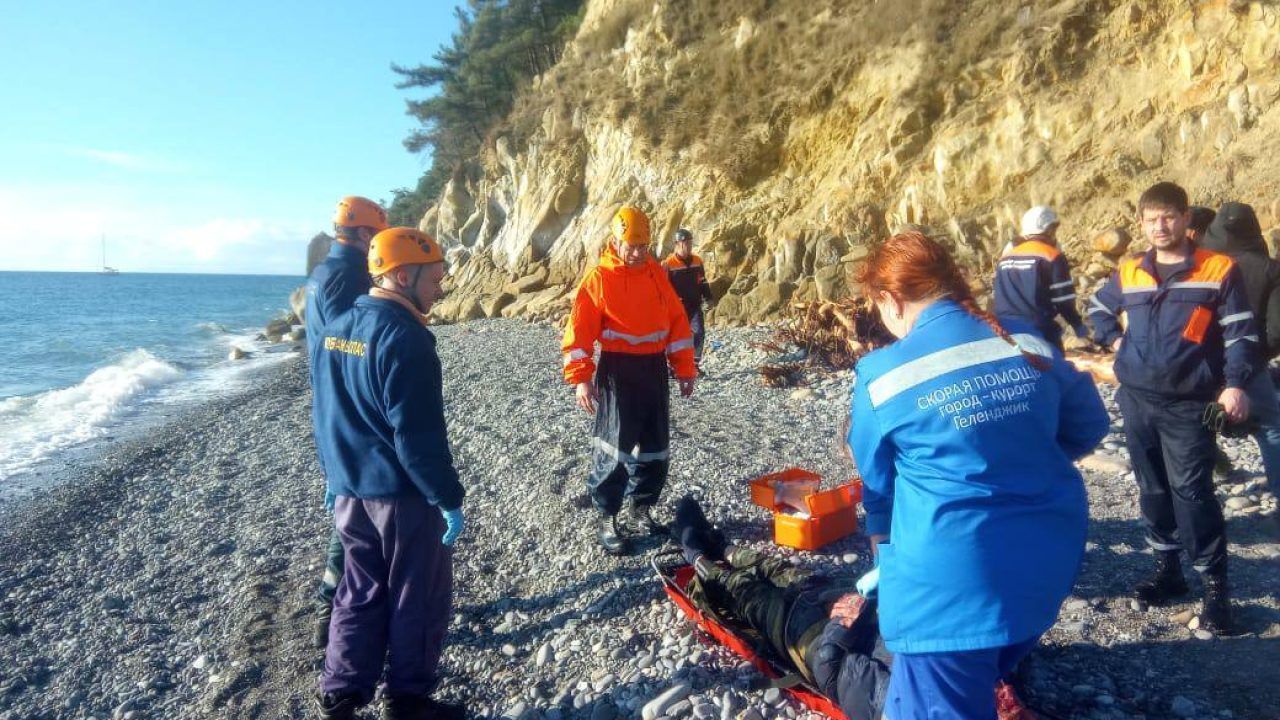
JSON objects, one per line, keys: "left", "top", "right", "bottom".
{"left": 993, "top": 239, "right": 1086, "bottom": 340}
{"left": 562, "top": 244, "right": 697, "bottom": 383}
{"left": 1088, "top": 246, "right": 1258, "bottom": 398}
{"left": 312, "top": 295, "right": 464, "bottom": 509}
{"left": 849, "top": 299, "right": 1107, "bottom": 654}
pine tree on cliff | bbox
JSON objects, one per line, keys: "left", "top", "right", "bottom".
{"left": 388, "top": 0, "right": 584, "bottom": 227}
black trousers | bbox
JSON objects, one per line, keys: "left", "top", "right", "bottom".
{"left": 588, "top": 352, "right": 670, "bottom": 515}
{"left": 1117, "top": 386, "right": 1228, "bottom": 574}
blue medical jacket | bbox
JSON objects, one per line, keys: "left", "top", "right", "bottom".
{"left": 305, "top": 242, "right": 371, "bottom": 363}
{"left": 848, "top": 300, "right": 1107, "bottom": 654}
{"left": 312, "top": 295, "right": 464, "bottom": 510}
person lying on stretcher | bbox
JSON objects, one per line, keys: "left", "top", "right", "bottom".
{"left": 670, "top": 496, "right": 1036, "bottom": 720}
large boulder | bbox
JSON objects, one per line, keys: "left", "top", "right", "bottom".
{"left": 306, "top": 233, "right": 333, "bottom": 276}
{"left": 815, "top": 264, "right": 852, "bottom": 302}
{"left": 504, "top": 265, "right": 550, "bottom": 295}
{"left": 738, "top": 282, "right": 793, "bottom": 321}
{"left": 265, "top": 317, "right": 293, "bottom": 338}
{"left": 457, "top": 297, "right": 486, "bottom": 322}
{"left": 482, "top": 293, "right": 517, "bottom": 317}
{"left": 1091, "top": 228, "right": 1132, "bottom": 257}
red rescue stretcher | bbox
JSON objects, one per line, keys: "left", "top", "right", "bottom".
{"left": 651, "top": 550, "right": 854, "bottom": 720}
{"left": 652, "top": 551, "right": 1058, "bottom": 720}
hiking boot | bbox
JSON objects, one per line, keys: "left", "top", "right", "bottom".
{"left": 671, "top": 495, "right": 726, "bottom": 564}
{"left": 314, "top": 691, "right": 361, "bottom": 720}
{"left": 1197, "top": 572, "right": 1235, "bottom": 635}
{"left": 312, "top": 601, "right": 332, "bottom": 649}
{"left": 994, "top": 680, "right": 1038, "bottom": 720}
{"left": 597, "top": 513, "right": 630, "bottom": 556}
{"left": 1133, "top": 551, "right": 1189, "bottom": 606}
{"left": 383, "top": 692, "right": 465, "bottom": 720}
{"left": 622, "top": 500, "right": 667, "bottom": 537}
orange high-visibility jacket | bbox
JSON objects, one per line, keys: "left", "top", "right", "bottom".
{"left": 562, "top": 244, "right": 697, "bottom": 384}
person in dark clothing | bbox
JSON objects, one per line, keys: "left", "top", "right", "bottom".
{"left": 304, "top": 196, "right": 388, "bottom": 649}
{"left": 993, "top": 206, "right": 1089, "bottom": 350}
{"left": 313, "top": 227, "right": 465, "bottom": 720}
{"left": 1187, "top": 206, "right": 1216, "bottom": 244}
{"left": 670, "top": 497, "right": 1037, "bottom": 720}
{"left": 662, "top": 229, "right": 715, "bottom": 367}
{"left": 1088, "top": 183, "right": 1259, "bottom": 635}
{"left": 1200, "top": 201, "right": 1280, "bottom": 495}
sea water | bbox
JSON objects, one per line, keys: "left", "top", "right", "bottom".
{"left": 0, "top": 271, "right": 303, "bottom": 487}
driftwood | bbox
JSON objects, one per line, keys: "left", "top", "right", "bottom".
{"left": 756, "top": 298, "right": 892, "bottom": 386}
{"left": 1065, "top": 352, "right": 1117, "bottom": 385}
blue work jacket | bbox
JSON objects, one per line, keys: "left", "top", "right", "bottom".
{"left": 1088, "top": 246, "right": 1259, "bottom": 399}
{"left": 305, "top": 242, "right": 371, "bottom": 363}
{"left": 848, "top": 300, "right": 1107, "bottom": 654}
{"left": 312, "top": 295, "right": 464, "bottom": 509}
{"left": 993, "top": 239, "right": 1088, "bottom": 346}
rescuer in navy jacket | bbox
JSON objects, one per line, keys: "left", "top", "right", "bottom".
{"left": 1087, "top": 182, "right": 1257, "bottom": 635}
{"left": 313, "top": 227, "right": 465, "bottom": 720}
{"left": 303, "top": 196, "right": 387, "bottom": 649}
{"left": 993, "top": 206, "right": 1089, "bottom": 350}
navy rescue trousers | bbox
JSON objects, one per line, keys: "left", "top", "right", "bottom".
{"left": 321, "top": 494, "right": 453, "bottom": 702}
{"left": 589, "top": 351, "right": 670, "bottom": 515}
{"left": 1117, "top": 386, "right": 1228, "bottom": 574}
{"left": 687, "top": 306, "right": 706, "bottom": 364}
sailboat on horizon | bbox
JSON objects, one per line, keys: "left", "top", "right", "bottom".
{"left": 100, "top": 234, "right": 119, "bottom": 275}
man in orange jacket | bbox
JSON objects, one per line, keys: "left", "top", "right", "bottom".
{"left": 563, "top": 205, "right": 698, "bottom": 555}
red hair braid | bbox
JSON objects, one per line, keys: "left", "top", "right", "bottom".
{"left": 856, "top": 232, "right": 1050, "bottom": 371}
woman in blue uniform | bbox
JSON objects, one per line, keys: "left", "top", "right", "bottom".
{"left": 848, "top": 232, "right": 1109, "bottom": 719}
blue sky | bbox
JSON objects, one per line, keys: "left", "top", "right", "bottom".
{"left": 0, "top": 1, "right": 459, "bottom": 275}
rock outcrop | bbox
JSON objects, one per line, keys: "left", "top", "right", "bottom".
{"left": 305, "top": 233, "right": 333, "bottom": 277}
{"left": 418, "top": 0, "right": 1280, "bottom": 324}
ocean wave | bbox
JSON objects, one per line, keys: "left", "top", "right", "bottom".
{"left": 195, "top": 321, "right": 231, "bottom": 335}
{"left": 0, "top": 349, "right": 182, "bottom": 480}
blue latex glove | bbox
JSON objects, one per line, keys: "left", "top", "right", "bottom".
{"left": 324, "top": 489, "right": 337, "bottom": 512}
{"left": 441, "top": 507, "right": 464, "bottom": 546}
{"left": 856, "top": 566, "right": 880, "bottom": 598}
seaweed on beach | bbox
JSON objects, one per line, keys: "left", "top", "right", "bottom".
{"left": 755, "top": 298, "right": 890, "bottom": 386}
{"left": 758, "top": 362, "right": 805, "bottom": 388}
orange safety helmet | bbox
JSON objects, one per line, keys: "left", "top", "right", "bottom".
{"left": 333, "top": 196, "right": 389, "bottom": 231}
{"left": 368, "top": 227, "right": 444, "bottom": 276}
{"left": 611, "top": 205, "right": 652, "bottom": 246}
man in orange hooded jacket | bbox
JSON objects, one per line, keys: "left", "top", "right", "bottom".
{"left": 563, "top": 205, "right": 698, "bottom": 555}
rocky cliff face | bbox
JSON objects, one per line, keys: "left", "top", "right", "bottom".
{"left": 423, "top": 0, "right": 1280, "bottom": 324}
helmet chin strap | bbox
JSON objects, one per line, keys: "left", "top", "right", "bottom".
{"left": 399, "top": 265, "right": 426, "bottom": 314}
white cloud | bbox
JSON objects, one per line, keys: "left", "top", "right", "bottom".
{"left": 59, "top": 146, "right": 181, "bottom": 173}
{"left": 0, "top": 184, "right": 313, "bottom": 275}
{"left": 168, "top": 217, "right": 309, "bottom": 263}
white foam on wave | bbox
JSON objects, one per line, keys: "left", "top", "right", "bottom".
{"left": 0, "top": 349, "right": 183, "bottom": 480}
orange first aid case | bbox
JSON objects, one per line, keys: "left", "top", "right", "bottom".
{"left": 749, "top": 468, "right": 862, "bottom": 551}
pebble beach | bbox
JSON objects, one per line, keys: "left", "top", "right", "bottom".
{"left": 0, "top": 319, "right": 1277, "bottom": 720}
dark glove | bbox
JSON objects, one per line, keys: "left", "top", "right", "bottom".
{"left": 1203, "top": 402, "right": 1257, "bottom": 439}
